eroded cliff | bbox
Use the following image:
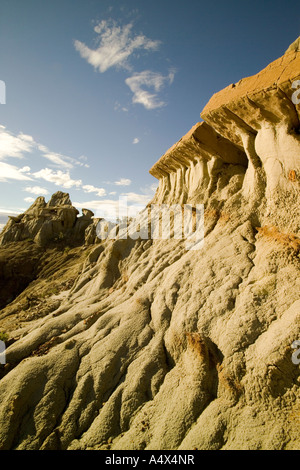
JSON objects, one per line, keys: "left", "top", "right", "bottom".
{"left": 0, "top": 38, "right": 299, "bottom": 450}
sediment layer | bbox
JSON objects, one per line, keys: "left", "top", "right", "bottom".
{"left": 0, "top": 38, "right": 299, "bottom": 451}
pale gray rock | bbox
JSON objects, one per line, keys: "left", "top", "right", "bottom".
{"left": 0, "top": 192, "right": 87, "bottom": 247}
{"left": 0, "top": 38, "right": 299, "bottom": 451}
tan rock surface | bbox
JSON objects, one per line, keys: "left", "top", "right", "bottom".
{"left": 201, "top": 46, "right": 300, "bottom": 131}
{"left": 149, "top": 122, "right": 247, "bottom": 206}
{"left": 149, "top": 122, "right": 247, "bottom": 179}
{"left": 201, "top": 38, "right": 300, "bottom": 232}
{"left": 0, "top": 191, "right": 94, "bottom": 247}
{"left": 0, "top": 38, "right": 299, "bottom": 451}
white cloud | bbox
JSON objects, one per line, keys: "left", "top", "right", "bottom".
{"left": 24, "top": 186, "right": 49, "bottom": 195}
{"left": 0, "top": 128, "right": 35, "bottom": 160}
{"left": 132, "top": 137, "right": 139, "bottom": 144}
{"left": 74, "top": 19, "right": 175, "bottom": 112}
{"left": 73, "top": 199, "right": 120, "bottom": 220}
{"left": 33, "top": 168, "right": 82, "bottom": 189}
{"left": 114, "top": 101, "right": 129, "bottom": 113}
{"left": 82, "top": 184, "right": 106, "bottom": 197}
{"left": 42, "top": 151, "right": 74, "bottom": 169}
{"left": 120, "top": 192, "right": 152, "bottom": 205}
{"left": 74, "top": 20, "right": 160, "bottom": 73}
{"left": 0, "top": 126, "right": 85, "bottom": 171}
{"left": 125, "top": 70, "right": 175, "bottom": 109}
{"left": 0, "top": 208, "right": 20, "bottom": 214}
{"left": 19, "top": 133, "right": 34, "bottom": 142}
{"left": 74, "top": 199, "right": 117, "bottom": 210}
{"left": 19, "top": 166, "right": 31, "bottom": 173}
{"left": 73, "top": 197, "right": 143, "bottom": 220}
{"left": 32, "top": 170, "right": 107, "bottom": 199}
{"left": 0, "top": 162, "right": 33, "bottom": 181}
{"left": 24, "top": 197, "right": 35, "bottom": 203}
{"left": 114, "top": 178, "right": 132, "bottom": 186}
{"left": 73, "top": 188, "right": 155, "bottom": 221}
{"left": 76, "top": 155, "right": 90, "bottom": 167}
{"left": 37, "top": 144, "right": 81, "bottom": 169}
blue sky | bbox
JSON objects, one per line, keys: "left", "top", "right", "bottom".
{"left": 0, "top": 0, "right": 299, "bottom": 225}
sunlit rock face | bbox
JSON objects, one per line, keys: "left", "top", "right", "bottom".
{"left": 150, "top": 41, "right": 299, "bottom": 231}
{"left": 0, "top": 191, "right": 94, "bottom": 247}
{"left": 201, "top": 44, "right": 300, "bottom": 230}
{"left": 150, "top": 121, "right": 247, "bottom": 206}
{"left": 0, "top": 39, "right": 299, "bottom": 451}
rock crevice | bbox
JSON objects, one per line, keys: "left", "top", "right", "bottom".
{"left": 0, "top": 38, "right": 299, "bottom": 450}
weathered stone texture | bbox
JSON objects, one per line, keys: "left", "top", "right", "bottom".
{"left": 0, "top": 38, "right": 299, "bottom": 451}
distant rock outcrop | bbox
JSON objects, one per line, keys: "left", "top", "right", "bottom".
{"left": 0, "top": 193, "right": 97, "bottom": 307}
{"left": 0, "top": 191, "right": 95, "bottom": 247}
{"left": 0, "top": 38, "right": 299, "bottom": 451}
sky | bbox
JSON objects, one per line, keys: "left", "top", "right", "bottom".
{"left": 0, "top": 0, "right": 299, "bottom": 227}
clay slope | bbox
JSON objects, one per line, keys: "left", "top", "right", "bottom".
{"left": 0, "top": 39, "right": 299, "bottom": 450}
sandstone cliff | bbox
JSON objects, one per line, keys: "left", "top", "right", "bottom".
{"left": 0, "top": 38, "right": 299, "bottom": 450}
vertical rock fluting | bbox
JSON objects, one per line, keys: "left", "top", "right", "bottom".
{"left": 0, "top": 39, "right": 299, "bottom": 451}
{"left": 201, "top": 43, "right": 300, "bottom": 231}
{"left": 149, "top": 121, "right": 248, "bottom": 206}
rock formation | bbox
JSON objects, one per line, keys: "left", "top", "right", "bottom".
{"left": 0, "top": 191, "right": 95, "bottom": 247}
{"left": 0, "top": 38, "right": 299, "bottom": 450}
{"left": 149, "top": 121, "right": 247, "bottom": 206}
{"left": 0, "top": 192, "right": 98, "bottom": 309}
{"left": 201, "top": 41, "right": 300, "bottom": 232}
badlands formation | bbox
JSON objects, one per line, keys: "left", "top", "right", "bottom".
{"left": 0, "top": 38, "right": 299, "bottom": 450}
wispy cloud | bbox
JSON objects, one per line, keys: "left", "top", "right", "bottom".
{"left": 77, "top": 155, "right": 90, "bottom": 168}
{"left": 73, "top": 184, "right": 157, "bottom": 220}
{"left": 0, "top": 127, "right": 34, "bottom": 160}
{"left": 125, "top": 70, "right": 175, "bottom": 109}
{"left": 74, "top": 20, "right": 160, "bottom": 73}
{"left": 31, "top": 169, "right": 106, "bottom": 197}
{"left": 82, "top": 184, "right": 106, "bottom": 197}
{"left": 24, "top": 196, "right": 35, "bottom": 204}
{"left": 32, "top": 168, "right": 82, "bottom": 189}
{"left": 73, "top": 198, "right": 122, "bottom": 220}
{"left": 24, "top": 186, "right": 49, "bottom": 195}
{"left": 38, "top": 144, "right": 90, "bottom": 169}
{"left": 0, "top": 126, "right": 88, "bottom": 170}
{"left": 114, "top": 178, "right": 131, "bottom": 186}
{"left": 120, "top": 192, "right": 152, "bottom": 205}
{"left": 114, "top": 101, "right": 129, "bottom": 112}
{"left": 38, "top": 147, "right": 74, "bottom": 169}
{"left": 0, "top": 125, "right": 112, "bottom": 200}
{"left": 0, "top": 162, "right": 33, "bottom": 182}
{"left": 74, "top": 19, "right": 175, "bottom": 110}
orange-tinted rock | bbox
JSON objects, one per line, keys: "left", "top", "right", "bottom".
{"left": 201, "top": 42, "right": 300, "bottom": 146}
{"left": 149, "top": 121, "right": 247, "bottom": 180}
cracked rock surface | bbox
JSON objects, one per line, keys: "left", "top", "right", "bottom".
{"left": 0, "top": 38, "right": 299, "bottom": 450}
